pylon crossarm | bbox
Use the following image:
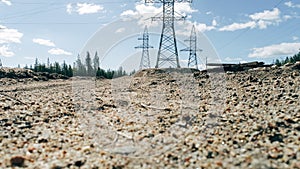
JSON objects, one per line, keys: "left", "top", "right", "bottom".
{"left": 151, "top": 16, "right": 186, "bottom": 21}
{"left": 145, "top": 0, "right": 192, "bottom": 3}
{"left": 175, "top": 0, "right": 193, "bottom": 3}
{"left": 145, "top": 0, "right": 163, "bottom": 3}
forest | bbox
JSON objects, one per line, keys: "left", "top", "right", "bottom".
{"left": 26, "top": 51, "right": 134, "bottom": 79}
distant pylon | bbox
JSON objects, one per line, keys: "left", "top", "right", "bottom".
{"left": 0, "top": 59, "right": 2, "bottom": 68}
{"left": 135, "top": 26, "right": 153, "bottom": 69}
{"left": 145, "top": 0, "right": 193, "bottom": 68}
{"left": 181, "top": 25, "right": 202, "bottom": 69}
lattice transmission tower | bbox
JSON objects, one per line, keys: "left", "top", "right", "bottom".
{"left": 135, "top": 26, "right": 153, "bottom": 69}
{"left": 181, "top": 25, "right": 202, "bottom": 69}
{"left": 0, "top": 59, "right": 2, "bottom": 68}
{"left": 145, "top": 0, "right": 193, "bottom": 68}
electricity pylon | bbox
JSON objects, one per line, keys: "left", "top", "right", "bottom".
{"left": 135, "top": 26, "right": 153, "bottom": 69}
{"left": 145, "top": 0, "right": 193, "bottom": 68}
{"left": 181, "top": 25, "right": 202, "bottom": 69}
{"left": 0, "top": 59, "right": 2, "bottom": 68}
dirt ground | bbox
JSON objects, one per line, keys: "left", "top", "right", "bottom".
{"left": 0, "top": 67, "right": 299, "bottom": 168}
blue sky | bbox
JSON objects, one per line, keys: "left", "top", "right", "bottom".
{"left": 0, "top": 0, "right": 300, "bottom": 70}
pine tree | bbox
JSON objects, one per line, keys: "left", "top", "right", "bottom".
{"left": 34, "top": 58, "right": 39, "bottom": 72}
{"left": 54, "top": 62, "right": 61, "bottom": 74}
{"left": 47, "top": 57, "right": 50, "bottom": 68}
{"left": 62, "top": 61, "right": 68, "bottom": 76}
{"left": 93, "top": 51, "right": 100, "bottom": 75}
{"left": 75, "top": 54, "right": 86, "bottom": 76}
{"left": 68, "top": 65, "right": 73, "bottom": 77}
{"left": 86, "top": 51, "right": 93, "bottom": 76}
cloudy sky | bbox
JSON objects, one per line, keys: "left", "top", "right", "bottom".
{"left": 0, "top": 0, "right": 300, "bottom": 69}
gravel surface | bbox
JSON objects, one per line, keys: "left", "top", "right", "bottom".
{"left": 0, "top": 67, "right": 299, "bottom": 168}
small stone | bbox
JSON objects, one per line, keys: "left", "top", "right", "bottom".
{"left": 10, "top": 156, "right": 26, "bottom": 167}
{"left": 74, "top": 160, "right": 85, "bottom": 167}
{"left": 269, "top": 133, "right": 284, "bottom": 143}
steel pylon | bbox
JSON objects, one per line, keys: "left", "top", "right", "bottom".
{"left": 145, "top": 0, "right": 193, "bottom": 68}
{"left": 181, "top": 25, "right": 202, "bottom": 69}
{"left": 135, "top": 26, "right": 153, "bottom": 70}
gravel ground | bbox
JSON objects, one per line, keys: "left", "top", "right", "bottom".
{"left": 0, "top": 67, "right": 299, "bottom": 169}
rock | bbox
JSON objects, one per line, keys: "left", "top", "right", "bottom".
{"left": 269, "top": 133, "right": 284, "bottom": 143}
{"left": 10, "top": 156, "right": 26, "bottom": 167}
{"left": 74, "top": 159, "right": 86, "bottom": 167}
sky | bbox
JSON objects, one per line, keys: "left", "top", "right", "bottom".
{"left": 0, "top": 0, "right": 300, "bottom": 70}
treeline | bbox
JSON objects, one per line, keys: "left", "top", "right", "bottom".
{"left": 75, "top": 51, "right": 134, "bottom": 79}
{"left": 25, "top": 58, "right": 73, "bottom": 77}
{"left": 24, "top": 52, "right": 136, "bottom": 79}
{"left": 275, "top": 51, "right": 300, "bottom": 66}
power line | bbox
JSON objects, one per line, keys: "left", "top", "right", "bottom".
{"left": 11, "top": 1, "right": 138, "bottom": 5}
{"left": 1, "top": 0, "right": 139, "bottom": 21}
{"left": 1, "top": 3, "right": 64, "bottom": 21}
{"left": 1, "top": 22, "right": 107, "bottom": 25}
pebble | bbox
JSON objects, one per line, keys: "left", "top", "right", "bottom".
{"left": 10, "top": 156, "right": 26, "bottom": 167}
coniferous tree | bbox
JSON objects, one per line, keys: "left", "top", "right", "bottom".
{"left": 75, "top": 54, "right": 86, "bottom": 76}
{"left": 34, "top": 58, "right": 39, "bottom": 72}
{"left": 54, "top": 62, "right": 61, "bottom": 74}
{"left": 86, "top": 51, "right": 93, "bottom": 76}
{"left": 62, "top": 61, "right": 68, "bottom": 76}
{"left": 93, "top": 51, "right": 100, "bottom": 75}
{"left": 68, "top": 65, "right": 73, "bottom": 77}
{"left": 47, "top": 57, "right": 50, "bottom": 68}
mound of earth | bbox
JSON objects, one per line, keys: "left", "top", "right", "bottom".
{"left": 0, "top": 66, "right": 299, "bottom": 168}
{"left": 0, "top": 67, "right": 69, "bottom": 85}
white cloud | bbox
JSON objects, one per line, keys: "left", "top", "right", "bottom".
{"left": 120, "top": 10, "right": 138, "bottom": 18}
{"left": 120, "top": 2, "right": 197, "bottom": 27}
{"left": 212, "top": 19, "right": 217, "bottom": 27}
{"left": 33, "top": 38, "right": 55, "bottom": 47}
{"left": 175, "top": 2, "right": 198, "bottom": 15}
{"left": 48, "top": 48, "right": 72, "bottom": 56}
{"left": 177, "top": 19, "right": 216, "bottom": 36}
{"left": 219, "top": 21, "right": 256, "bottom": 31}
{"left": 195, "top": 22, "right": 216, "bottom": 32}
{"left": 285, "top": 1, "right": 300, "bottom": 8}
{"left": 249, "top": 8, "right": 280, "bottom": 21}
{"left": 77, "top": 3, "right": 103, "bottom": 15}
{"left": 249, "top": 42, "right": 300, "bottom": 58}
{"left": 249, "top": 8, "right": 281, "bottom": 29}
{"left": 293, "top": 36, "right": 299, "bottom": 41}
{"left": 66, "top": 3, "right": 72, "bottom": 14}
{"left": 0, "top": 45, "right": 14, "bottom": 57}
{"left": 283, "top": 15, "right": 292, "bottom": 20}
{"left": 0, "top": 25, "right": 23, "bottom": 44}
{"left": 121, "top": 4, "right": 161, "bottom": 18}
{"left": 24, "top": 56, "right": 35, "bottom": 60}
{"left": 206, "top": 11, "right": 213, "bottom": 15}
{"left": 1, "top": 0, "right": 11, "bottom": 6}
{"left": 285, "top": 1, "right": 293, "bottom": 7}
{"left": 220, "top": 8, "right": 282, "bottom": 31}
{"left": 121, "top": 2, "right": 197, "bottom": 18}
{"left": 67, "top": 3, "right": 104, "bottom": 15}
{"left": 121, "top": 3, "right": 127, "bottom": 8}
